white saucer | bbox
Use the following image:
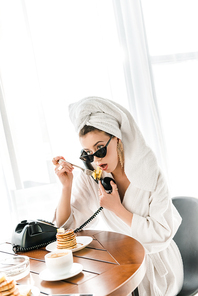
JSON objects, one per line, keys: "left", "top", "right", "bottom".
{"left": 39, "top": 263, "right": 83, "bottom": 281}
{"left": 18, "top": 285, "right": 40, "bottom": 296}
{"left": 46, "top": 236, "right": 93, "bottom": 252}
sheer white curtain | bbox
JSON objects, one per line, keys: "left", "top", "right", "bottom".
{"left": 112, "top": 0, "right": 168, "bottom": 176}
{"left": 113, "top": 0, "right": 198, "bottom": 198}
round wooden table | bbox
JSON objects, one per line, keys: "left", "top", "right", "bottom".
{"left": 0, "top": 229, "right": 146, "bottom": 296}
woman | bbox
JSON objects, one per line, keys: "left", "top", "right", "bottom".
{"left": 52, "top": 96, "right": 183, "bottom": 296}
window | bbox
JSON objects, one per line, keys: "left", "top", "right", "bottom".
{"left": 141, "top": 0, "right": 198, "bottom": 197}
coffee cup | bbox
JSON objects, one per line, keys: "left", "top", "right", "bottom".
{"left": 45, "top": 249, "right": 73, "bottom": 275}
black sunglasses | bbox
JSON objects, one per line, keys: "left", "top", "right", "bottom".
{"left": 80, "top": 135, "right": 113, "bottom": 163}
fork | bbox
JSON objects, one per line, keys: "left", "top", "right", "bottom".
{"left": 58, "top": 159, "right": 93, "bottom": 176}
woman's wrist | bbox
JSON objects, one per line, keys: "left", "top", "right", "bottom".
{"left": 62, "top": 183, "right": 72, "bottom": 192}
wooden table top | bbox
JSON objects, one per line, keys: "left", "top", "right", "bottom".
{"left": 0, "top": 229, "right": 146, "bottom": 296}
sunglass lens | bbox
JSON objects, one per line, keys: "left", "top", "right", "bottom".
{"left": 80, "top": 144, "right": 108, "bottom": 163}
{"left": 95, "top": 147, "right": 106, "bottom": 158}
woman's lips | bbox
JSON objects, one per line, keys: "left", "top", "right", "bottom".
{"left": 99, "top": 164, "right": 108, "bottom": 171}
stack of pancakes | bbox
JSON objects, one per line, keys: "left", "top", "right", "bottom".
{"left": 0, "top": 273, "right": 20, "bottom": 296}
{"left": 56, "top": 228, "right": 77, "bottom": 250}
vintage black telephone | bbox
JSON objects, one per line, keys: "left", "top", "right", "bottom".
{"left": 12, "top": 161, "right": 116, "bottom": 253}
{"left": 11, "top": 219, "right": 57, "bottom": 253}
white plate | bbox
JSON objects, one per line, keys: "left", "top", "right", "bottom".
{"left": 39, "top": 263, "right": 83, "bottom": 281}
{"left": 46, "top": 236, "right": 93, "bottom": 252}
{"left": 18, "top": 285, "right": 40, "bottom": 296}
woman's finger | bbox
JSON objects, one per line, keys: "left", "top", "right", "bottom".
{"left": 58, "top": 159, "right": 74, "bottom": 170}
{"left": 58, "top": 165, "right": 64, "bottom": 171}
{"left": 111, "top": 181, "right": 119, "bottom": 193}
{"left": 52, "top": 157, "right": 74, "bottom": 172}
{"left": 55, "top": 163, "right": 73, "bottom": 174}
{"left": 52, "top": 156, "right": 65, "bottom": 165}
{"left": 98, "top": 180, "right": 106, "bottom": 194}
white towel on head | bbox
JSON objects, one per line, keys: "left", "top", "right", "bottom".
{"left": 69, "top": 96, "right": 159, "bottom": 191}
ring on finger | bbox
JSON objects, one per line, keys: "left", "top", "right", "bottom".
{"left": 58, "top": 165, "right": 63, "bottom": 171}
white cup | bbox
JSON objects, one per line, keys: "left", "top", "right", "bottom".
{"left": 45, "top": 249, "right": 73, "bottom": 275}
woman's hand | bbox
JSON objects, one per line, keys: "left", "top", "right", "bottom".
{"left": 98, "top": 180, "right": 122, "bottom": 213}
{"left": 52, "top": 156, "right": 74, "bottom": 187}
{"left": 98, "top": 180, "right": 133, "bottom": 227}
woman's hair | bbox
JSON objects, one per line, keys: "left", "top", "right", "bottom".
{"left": 79, "top": 125, "right": 112, "bottom": 137}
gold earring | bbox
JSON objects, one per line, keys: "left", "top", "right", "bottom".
{"left": 117, "top": 141, "right": 124, "bottom": 168}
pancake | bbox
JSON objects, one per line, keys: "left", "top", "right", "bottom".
{"left": 0, "top": 280, "right": 15, "bottom": 292}
{"left": 56, "top": 228, "right": 77, "bottom": 249}
{"left": 0, "top": 276, "right": 20, "bottom": 296}
{"left": 0, "top": 274, "right": 6, "bottom": 285}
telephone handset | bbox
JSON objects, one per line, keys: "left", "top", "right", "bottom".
{"left": 73, "top": 161, "right": 116, "bottom": 233}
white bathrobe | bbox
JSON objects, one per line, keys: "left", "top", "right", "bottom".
{"left": 56, "top": 96, "right": 183, "bottom": 295}
{"left": 59, "top": 169, "right": 183, "bottom": 296}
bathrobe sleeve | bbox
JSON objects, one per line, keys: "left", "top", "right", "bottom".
{"left": 131, "top": 171, "right": 182, "bottom": 254}
{"left": 59, "top": 172, "right": 101, "bottom": 230}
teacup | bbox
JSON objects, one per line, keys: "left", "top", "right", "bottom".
{"left": 45, "top": 249, "right": 73, "bottom": 275}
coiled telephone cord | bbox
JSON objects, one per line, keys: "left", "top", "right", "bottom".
{"left": 12, "top": 239, "right": 56, "bottom": 253}
{"left": 74, "top": 206, "right": 103, "bottom": 233}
